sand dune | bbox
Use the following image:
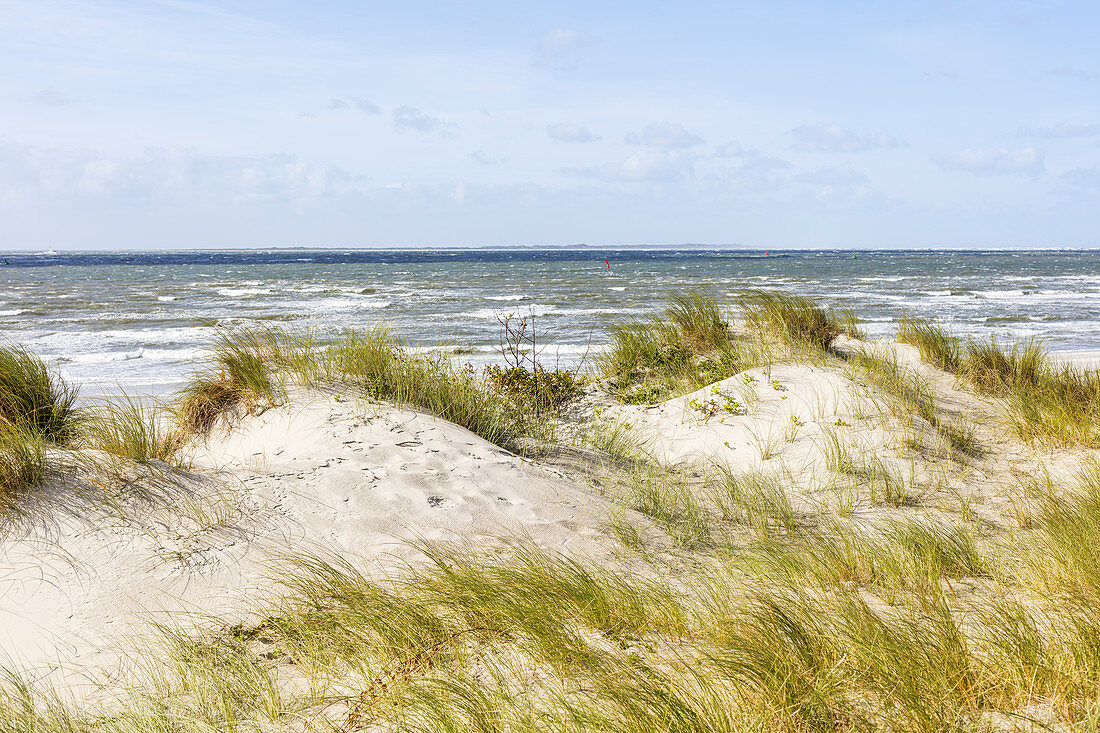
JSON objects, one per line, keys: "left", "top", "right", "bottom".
{"left": 0, "top": 392, "right": 623, "bottom": 694}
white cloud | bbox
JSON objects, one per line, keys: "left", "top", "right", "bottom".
{"left": 0, "top": 143, "right": 357, "bottom": 205}
{"left": 392, "top": 106, "right": 456, "bottom": 135}
{"left": 328, "top": 96, "right": 380, "bottom": 114}
{"left": 534, "top": 28, "right": 594, "bottom": 68}
{"left": 573, "top": 149, "right": 692, "bottom": 183}
{"left": 625, "top": 122, "right": 704, "bottom": 148}
{"left": 1061, "top": 166, "right": 1100, "bottom": 190}
{"left": 29, "top": 89, "right": 73, "bottom": 106}
{"left": 1019, "top": 123, "right": 1100, "bottom": 138}
{"left": 931, "top": 147, "right": 1045, "bottom": 176}
{"left": 1047, "top": 67, "right": 1098, "bottom": 81}
{"left": 547, "top": 123, "right": 596, "bottom": 143}
{"left": 790, "top": 124, "right": 904, "bottom": 152}
{"left": 468, "top": 150, "right": 505, "bottom": 165}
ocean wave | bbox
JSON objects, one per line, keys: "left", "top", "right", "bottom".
{"left": 217, "top": 287, "right": 273, "bottom": 298}
{"left": 487, "top": 295, "right": 526, "bottom": 301}
{"left": 0, "top": 309, "right": 25, "bottom": 316}
{"left": 157, "top": 296, "right": 178, "bottom": 301}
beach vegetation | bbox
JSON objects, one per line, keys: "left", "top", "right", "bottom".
{"left": 0, "top": 426, "right": 47, "bottom": 503}
{"left": 736, "top": 289, "right": 851, "bottom": 353}
{"left": 178, "top": 329, "right": 284, "bottom": 434}
{"left": 896, "top": 313, "right": 962, "bottom": 371}
{"left": 484, "top": 364, "right": 584, "bottom": 412}
{"left": 601, "top": 291, "right": 757, "bottom": 403}
{"left": 174, "top": 326, "right": 564, "bottom": 452}
{"left": 83, "top": 395, "right": 184, "bottom": 466}
{"left": 896, "top": 316, "right": 1100, "bottom": 447}
{"left": 0, "top": 343, "right": 80, "bottom": 444}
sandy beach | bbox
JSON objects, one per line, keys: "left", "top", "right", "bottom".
{"left": 4, "top": 292, "right": 1100, "bottom": 729}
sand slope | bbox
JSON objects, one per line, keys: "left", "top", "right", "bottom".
{"left": 0, "top": 392, "right": 620, "bottom": 694}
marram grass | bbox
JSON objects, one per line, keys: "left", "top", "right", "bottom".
{"left": 897, "top": 315, "right": 1100, "bottom": 447}
{"left": 0, "top": 343, "right": 80, "bottom": 444}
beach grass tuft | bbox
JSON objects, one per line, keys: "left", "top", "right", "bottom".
{"left": 0, "top": 426, "right": 47, "bottom": 503}
{"left": 601, "top": 291, "right": 759, "bottom": 403}
{"left": 0, "top": 343, "right": 80, "bottom": 444}
{"left": 897, "top": 313, "right": 962, "bottom": 372}
{"left": 83, "top": 395, "right": 184, "bottom": 465}
{"left": 178, "top": 329, "right": 286, "bottom": 434}
{"left": 736, "top": 289, "right": 849, "bottom": 353}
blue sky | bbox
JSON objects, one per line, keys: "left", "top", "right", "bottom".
{"left": 2, "top": 1, "right": 1099, "bottom": 249}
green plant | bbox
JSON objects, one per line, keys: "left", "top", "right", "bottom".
{"left": 0, "top": 343, "right": 80, "bottom": 444}
{"left": 485, "top": 365, "right": 583, "bottom": 413}
{"left": 896, "top": 314, "right": 961, "bottom": 372}
{"left": 178, "top": 329, "right": 284, "bottom": 434}
{"left": 737, "top": 290, "right": 849, "bottom": 353}
{"left": 0, "top": 426, "right": 47, "bottom": 503}
{"left": 83, "top": 395, "right": 184, "bottom": 465}
{"left": 601, "top": 291, "right": 759, "bottom": 404}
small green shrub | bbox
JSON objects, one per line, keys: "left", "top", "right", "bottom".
{"left": 485, "top": 365, "right": 583, "bottom": 412}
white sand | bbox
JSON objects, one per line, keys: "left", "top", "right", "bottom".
{"left": 0, "top": 392, "right": 621, "bottom": 695}
{"left": 3, "top": 340, "right": 1094, "bottom": 697}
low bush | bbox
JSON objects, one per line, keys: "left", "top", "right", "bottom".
{"left": 484, "top": 365, "right": 583, "bottom": 412}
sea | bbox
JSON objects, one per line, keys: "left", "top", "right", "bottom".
{"left": 2, "top": 248, "right": 1098, "bottom": 398}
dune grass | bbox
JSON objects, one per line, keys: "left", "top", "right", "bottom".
{"left": 601, "top": 291, "right": 755, "bottom": 404}
{"left": 12, "top": 498, "right": 1100, "bottom": 733}
{"left": 602, "top": 290, "right": 861, "bottom": 405}
{"left": 0, "top": 343, "right": 80, "bottom": 444}
{"left": 175, "top": 326, "right": 556, "bottom": 452}
{"left": 82, "top": 395, "right": 184, "bottom": 466}
{"left": 846, "top": 350, "right": 981, "bottom": 458}
{"left": 896, "top": 313, "right": 961, "bottom": 372}
{"left": 736, "top": 289, "right": 852, "bottom": 353}
{"left": 178, "top": 330, "right": 285, "bottom": 434}
{"left": 0, "top": 426, "right": 47, "bottom": 504}
{"left": 897, "top": 315, "right": 1100, "bottom": 447}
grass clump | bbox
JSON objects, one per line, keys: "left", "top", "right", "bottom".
{"left": 0, "top": 427, "right": 47, "bottom": 503}
{"left": 322, "top": 328, "right": 547, "bottom": 450}
{"left": 0, "top": 344, "right": 80, "bottom": 444}
{"left": 897, "top": 313, "right": 961, "bottom": 372}
{"left": 601, "top": 291, "right": 756, "bottom": 404}
{"left": 83, "top": 395, "right": 184, "bottom": 465}
{"left": 962, "top": 338, "right": 1100, "bottom": 447}
{"left": 896, "top": 316, "right": 1100, "bottom": 448}
{"left": 736, "top": 289, "right": 849, "bottom": 353}
{"left": 178, "top": 329, "right": 286, "bottom": 434}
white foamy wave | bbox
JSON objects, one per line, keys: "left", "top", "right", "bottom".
{"left": 217, "top": 288, "right": 273, "bottom": 298}
{"left": 487, "top": 295, "right": 526, "bottom": 301}
{"left": 290, "top": 296, "right": 391, "bottom": 313}
{"left": 157, "top": 296, "right": 178, "bottom": 301}
{"left": 609, "top": 287, "right": 626, "bottom": 291}
{"left": 463, "top": 305, "right": 559, "bottom": 319}
{"left": 0, "top": 309, "right": 25, "bottom": 316}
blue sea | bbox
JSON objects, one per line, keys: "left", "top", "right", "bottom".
{"left": 2, "top": 248, "right": 1098, "bottom": 396}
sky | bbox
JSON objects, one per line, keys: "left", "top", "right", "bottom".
{"left": 1, "top": 0, "right": 1099, "bottom": 249}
